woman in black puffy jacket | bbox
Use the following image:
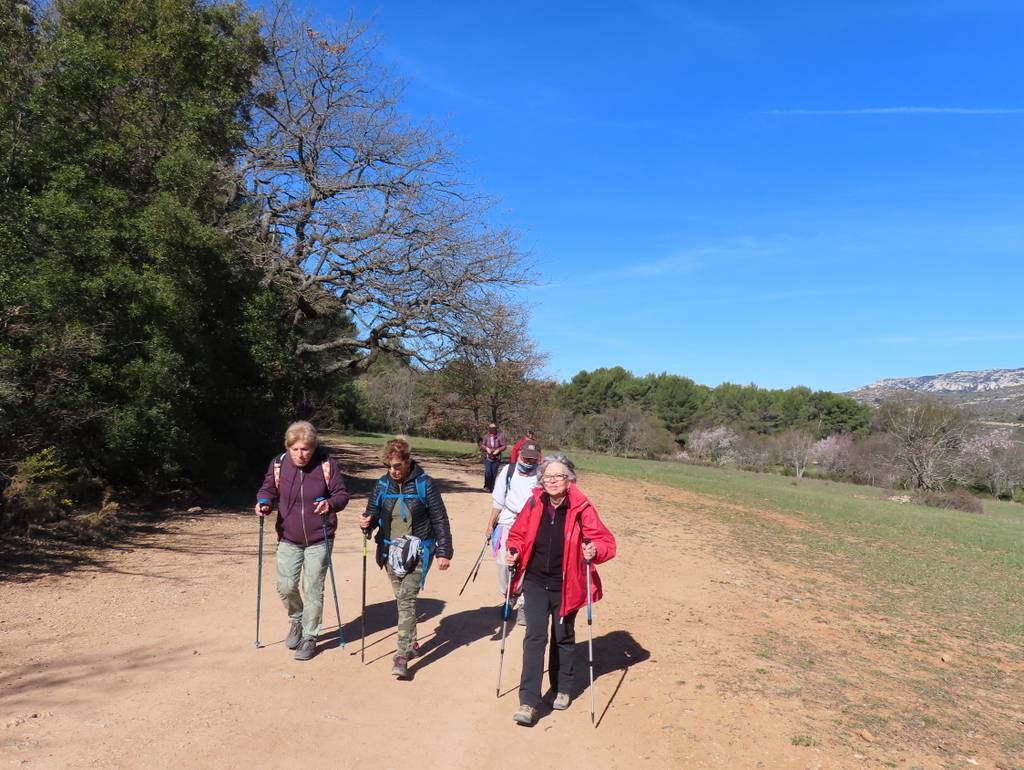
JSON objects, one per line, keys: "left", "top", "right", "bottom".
{"left": 359, "top": 437, "right": 452, "bottom": 678}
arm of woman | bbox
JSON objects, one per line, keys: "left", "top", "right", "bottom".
{"left": 359, "top": 483, "right": 380, "bottom": 534}
{"left": 581, "top": 504, "right": 617, "bottom": 565}
{"left": 325, "top": 458, "right": 350, "bottom": 512}
{"left": 254, "top": 458, "right": 278, "bottom": 516}
{"left": 425, "top": 477, "right": 453, "bottom": 563}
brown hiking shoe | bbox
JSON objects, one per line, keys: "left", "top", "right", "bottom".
{"left": 391, "top": 654, "right": 409, "bottom": 678}
{"left": 285, "top": 621, "right": 302, "bottom": 650}
{"left": 513, "top": 704, "right": 537, "bottom": 726}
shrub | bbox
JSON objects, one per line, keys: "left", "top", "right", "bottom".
{"left": 0, "top": 447, "right": 76, "bottom": 531}
{"left": 913, "top": 489, "right": 984, "bottom": 514}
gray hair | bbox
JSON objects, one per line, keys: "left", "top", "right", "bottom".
{"left": 538, "top": 453, "right": 577, "bottom": 483}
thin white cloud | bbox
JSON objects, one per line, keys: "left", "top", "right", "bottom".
{"left": 702, "top": 286, "right": 870, "bottom": 305}
{"left": 767, "top": 107, "right": 1024, "bottom": 116}
{"left": 589, "top": 237, "right": 773, "bottom": 282}
{"left": 868, "top": 333, "right": 1024, "bottom": 344}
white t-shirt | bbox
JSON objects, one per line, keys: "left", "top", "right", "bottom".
{"left": 491, "top": 464, "right": 540, "bottom": 527}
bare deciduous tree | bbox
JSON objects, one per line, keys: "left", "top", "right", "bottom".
{"left": 244, "top": 1, "right": 528, "bottom": 374}
{"left": 878, "top": 397, "right": 971, "bottom": 491}
{"left": 776, "top": 429, "right": 815, "bottom": 479}
{"left": 425, "top": 303, "right": 549, "bottom": 439}
{"left": 357, "top": 362, "right": 422, "bottom": 435}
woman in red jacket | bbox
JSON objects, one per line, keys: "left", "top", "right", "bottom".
{"left": 505, "top": 453, "right": 616, "bottom": 726}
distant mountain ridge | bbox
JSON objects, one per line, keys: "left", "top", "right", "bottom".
{"left": 849, "top": 368, "right": 1024, "bottom": 422}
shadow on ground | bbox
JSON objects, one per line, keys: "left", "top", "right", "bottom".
{"left": 0, "top": 643, "right": 196, "bottom": 711}
{"left": 579, "top": 629, "right": 650, "bottom": 728}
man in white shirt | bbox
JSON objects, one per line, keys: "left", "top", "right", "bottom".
{"left": 487, "top": 440, "right": 542, "bottom": 623}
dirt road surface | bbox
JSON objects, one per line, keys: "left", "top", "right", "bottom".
{"left": 0, "top": 443, "right": 985, "bottom": 769}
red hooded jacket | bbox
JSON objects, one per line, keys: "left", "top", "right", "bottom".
{"left": 506, "top": 484, "right": 616, "bottom": 618}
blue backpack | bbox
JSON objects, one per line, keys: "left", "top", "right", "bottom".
{"left": 374, "top": 474, "right": 435, "bottom": 589}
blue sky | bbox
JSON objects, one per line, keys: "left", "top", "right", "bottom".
{"left": 307, "top": 0, "right": 1024, "bottom": 391}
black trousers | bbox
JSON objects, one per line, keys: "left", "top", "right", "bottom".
{"left": 519, "top": 579, "right": 578, "bottom": 709}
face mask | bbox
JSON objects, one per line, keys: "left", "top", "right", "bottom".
{"left": 517, "top": 461, "right": 537, "bottom": 474}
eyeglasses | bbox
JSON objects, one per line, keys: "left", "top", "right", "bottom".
{"left": 385, "top": 462, "right": 406, "bottom": 470}
{"left": 541, "top": 474, "right": 569, "bottom": 482}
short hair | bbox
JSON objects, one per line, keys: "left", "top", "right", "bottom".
{"left": 284, "top": 420, "right": 318, "bottom": 448}
{"left": 382, "top": 436, "right": 411, "bottom": 464}
{"left": 537, "top": 453, "right": 577, "bottom": 483}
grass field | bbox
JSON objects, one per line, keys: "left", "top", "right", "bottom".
{"left": 329, "top": 432, "right": 1024, "bottom": 642}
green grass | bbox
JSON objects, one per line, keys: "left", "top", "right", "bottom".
{"left": 569, "top": 450, "right": 1024, "bottom": 641}
{"left": 329, "top": 432, "right": 1024, "bottom": 641}
{"left": 325, "top": 431, "right": 479, "bottom": 460}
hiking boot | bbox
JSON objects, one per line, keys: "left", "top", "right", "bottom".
{"left": 552, "top": 692, "right": 571, "bottom": 711}
{"left": 293, "top": 638, "right": 316, "bottom": 661}
{"left": 391, "top": 654, "right": 409, "bottom": 678}
{"left": 285, "top": 621, "right": 302, "bottom": 650}
{"left": 406, "top": 643, "right": 421, "bottom": 660}
{"left": 513, "top": 704, "right": 537, "bottom": 726}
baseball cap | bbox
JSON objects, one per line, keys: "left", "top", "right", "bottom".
{"left": 519, "top": 441, "right": 541, "bottom": 461}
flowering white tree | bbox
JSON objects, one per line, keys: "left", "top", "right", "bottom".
{"left": 811, "top": 434, "right": 854, "bottom": 476}
{"left": 955, "top": 428, "right": 1016, "bottom": 495}
{"left": 687, "top": 426, "right": 739, "bottom": 465}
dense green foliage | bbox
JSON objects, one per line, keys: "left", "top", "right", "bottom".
{"left": 0, "top": 0, "right": 280, "bottom": 523}
{"left": 556, "top": 367, "right": 871, "bottom": 440}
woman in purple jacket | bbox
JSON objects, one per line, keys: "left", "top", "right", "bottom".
{"left": 255, "top": 421, "right": 350, "bottom": 660}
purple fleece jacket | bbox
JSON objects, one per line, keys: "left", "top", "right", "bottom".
{"left": 255, "top": 448, "right": 350, "bottom": 546}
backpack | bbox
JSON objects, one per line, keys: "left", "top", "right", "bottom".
{"left": 374, "top": 474, "right": 434, "bottom": 589}
{"left": 373, "top": 474, "right": 428, "bottom": 517}
{"left": 273, "top": 453, "right": 332, "bottom": 490}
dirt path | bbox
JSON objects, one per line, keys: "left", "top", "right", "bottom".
{"left": 0, "top": 443, "right": 1000, "bottom": 769}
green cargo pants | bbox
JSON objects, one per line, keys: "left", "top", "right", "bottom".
{"left": 276, "top": 539, "right": 331, "bottom": 641}
{"left": 387, "top": 564, "right": 423, "bottom": 656}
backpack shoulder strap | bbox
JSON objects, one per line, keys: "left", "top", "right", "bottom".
{"left": 374, "top": 476, "right": 389, "bottom": 509}
{"left": 273, "top": 453, "right": 286, "bottom": 490}
{"left": 321, "top": 459, "right": 331, "bottom": 486}
{"left": 415, "top": 475, "right": 428, "bottom": 505}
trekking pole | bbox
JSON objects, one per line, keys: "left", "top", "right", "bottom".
{"left": 360, "top": 527, "right": 369, "bottom": 663}
{"left": 496, "top": 548, "right": 517, "bottom": 698}
{"left": 320, "top": 503, "right": 345, "bottom": 648}
{"left": 459, "top": 532, "right": 491, "bottom": 596}
{"left": 584, "top": 538, "right": 595, "bottom": 726}
{"left": 254, "top": 503, "right": 269, "bottom": 648}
